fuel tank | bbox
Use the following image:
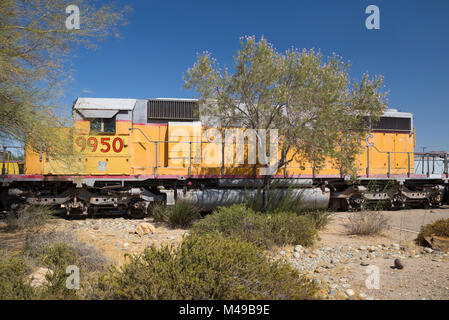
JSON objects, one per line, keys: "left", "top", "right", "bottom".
{"left": 176, "top": 187, "right": 330, "bottom": 210}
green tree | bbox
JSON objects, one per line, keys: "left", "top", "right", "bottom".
{"left": 184, "top": 36, "right": 386, "bottom": 209}
{"left": 0, "top": 0, "right": 131, "bottom": 157}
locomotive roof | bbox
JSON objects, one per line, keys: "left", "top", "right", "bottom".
{"left": 73, "top": 98, "right": 137, "bottom": 110}
{"left": 382, "top": 108, "right": 412, "bottom": 118}
{"left": 72, "top": 97, "right": 413, "bottom": 121}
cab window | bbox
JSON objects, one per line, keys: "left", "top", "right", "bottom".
{"left": 90, "top": 117, "right": 116, "bottom": 134}
{"left": 103, "top": 117, "right": 116, "bottom": 133}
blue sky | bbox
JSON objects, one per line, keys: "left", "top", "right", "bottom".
{"left": 64, "top": 0, "right": 449, "bottom": 152}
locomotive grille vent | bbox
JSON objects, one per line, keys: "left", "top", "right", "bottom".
{"left": 147, "top": 100, "right": 199, "bottom": 121}
{"left": 372, "top": 117, "right": 411, "bottom": 132}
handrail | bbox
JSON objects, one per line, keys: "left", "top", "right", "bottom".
{"left": 126, "top": 130, "right": 448, "bottom": 179}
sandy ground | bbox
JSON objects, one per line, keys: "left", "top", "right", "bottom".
{"left": 1, "top": 207, "right": 449, "bottom": 300}
{"left": 309, "top": 207, "right": 449, "bottom": 300}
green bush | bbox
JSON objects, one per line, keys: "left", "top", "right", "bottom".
{"left": 297, "top": 210, "right": 333, "bottom": 230}
{"left": 417, "top": 218, "right": 449, "bottom": 246}
{"left": 90, "top": 234, "right": 320, "bottom": 300}
{"left": 268, "top": 212, "right": 319, "bottom": 247}
{"left": 192, "top": 204, "right": 318, "bottom": 248}
{"left": 167, "top": 200, "right": 200, "bottom": 228}
{"left": 38, "top": 243, "right": 80, "bottom": 299}
{"left": 245, "top": 186, "right": 304, "bottom": 214}
{"left": 0, "top": 231, "right": 110, "bottom": 300}
{"left": 244, "top": 186, "right": 332, "bottom": 230}
{"left": 0, "top": 253, "right": 35, "bottom": 299}
{"left": 149, "top": 201, "right": 200, "bottom": 228}
{"left": 0, "top": 243, "right": 84, "bottom": 300}
{"left": 149, "top": 202, "right": 169, "bottom": 223}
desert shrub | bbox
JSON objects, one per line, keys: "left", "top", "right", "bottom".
{"left": 167, "top": 200, "right": 200, "bottom": 228}
{"left": 90, "top": 234, "right": 320, "bottom": 300}
{"left": 0, "top": 253, "right": 35, "bottom": 299}
{"left": 193, "top": 204, "right": 269, "bottom": 247}
{"left": 1, "top": 230, "right": 108, "bottom": 300}
{"left": 37, "top": 243, "right": 81, "bottom": 299}
{"left": 192, "top": 204, "right": 318, "bottom": 248}
{"left": 24, "top": 231, "right": 108, "bottom": 272}
{"left": 30, "top": 240, "right": 105, "bottom": 300}
{"left": 346, "top": 211, "right": 389, "bottom": 235}
{"left": 268, "top": 212, "right": 318, "bottom": 247}
{"left": 417, "top": 218, "right": 449, "bottom": 246}
{"left": 297, "top": 210, "right": 333, "bottom": 230}
{"left": 149, "top": 201, "right": 200, "bottom": 228}
{"left": 0, "top": 245, "right": 81, "bottom": 300}
{"left": 5, "top": 205, "right": 54, "bottom": 231}
{"left": 244, "top": 186, "right": 332, "bottom": 230}
{"left": 23, "top": 232, "right": 108, "bottom": 299}
{"left": 149, "top": 202, "right": 169, "bottom": 222}
{"left": 245, "top": 186, "right": 304, "bottom": 214}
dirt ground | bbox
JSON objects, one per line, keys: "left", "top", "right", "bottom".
{"left": 308, "top": 207, "right": 449, "bottom": 300}
{"left": 1, "top": 207, "right": 449, "bottom": 300}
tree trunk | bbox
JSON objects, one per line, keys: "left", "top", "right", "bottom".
{"left": 262, "top": 174, "right": 271, "bottom": 211}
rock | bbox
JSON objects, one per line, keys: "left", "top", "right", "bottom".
{"left": 345, "top": 289, "right": 355, "bottom": 296}
{"left": 394, "top": 258, "right": 404, "bottom": 269}
{"left": 294, "top": 245, "right": 303, "bottom": 252}
{"left": 424, "top": 247, "right": 433, "bottom": 254}
{"left": 329, "top": 283, "right": 338, "bottom": 289}
{"left": 134, "top": 222, "right": 155, "bottom": 237}
{"left": 279, "top": 250, "right": 286, "bottom": 256}
{"left": 392, "top": 243, "right": 400, "bottom": 249}
{"left": 359, "top": 246, "right": 367, "bottom": 251}
{"left": 124, "top": 242, "right": 129, "bottom": 247}
{"left": 360, "top": 261, "right": 369, "bottom": 266}
{"left": 167, "top": 236, "right": 175, "bottom": 241}
{"left": 359, "top": 292, "right": 367, "bottom": 298}
{"left": 293, "top": 252, "right": 300, "bottom": 259}
{"left": 29, "top": 267, "right": 53, "bottom": 288}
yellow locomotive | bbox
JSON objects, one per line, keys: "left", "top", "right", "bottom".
{"left": 1, "top": 98, "right": 447, "bottom": 216}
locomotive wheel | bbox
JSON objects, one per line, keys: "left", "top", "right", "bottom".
{"left": 127, "top": 199, "right": 147, "bottom": 219}
{"left": 348, "top": 194, "right": 364, "bottom": 211}
{"left": 428, "top": 193, "right": 441, "bottom": 208}
{"left": 390, "top": 193, "right": 405, "bottom": 210}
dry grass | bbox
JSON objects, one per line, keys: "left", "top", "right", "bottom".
{"left": 346, "top": 211, "right": 389, "bottom": 235}
{"left": 5, "top": 206, "right": 54, "bottom": 231}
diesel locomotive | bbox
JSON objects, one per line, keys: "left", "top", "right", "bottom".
{"left": 1, "top": 97, "right": 448, "bottom": 217}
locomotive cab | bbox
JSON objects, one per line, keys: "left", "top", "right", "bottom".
{"left": 71, "top": 98, "right": 135, "bottom": 175}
